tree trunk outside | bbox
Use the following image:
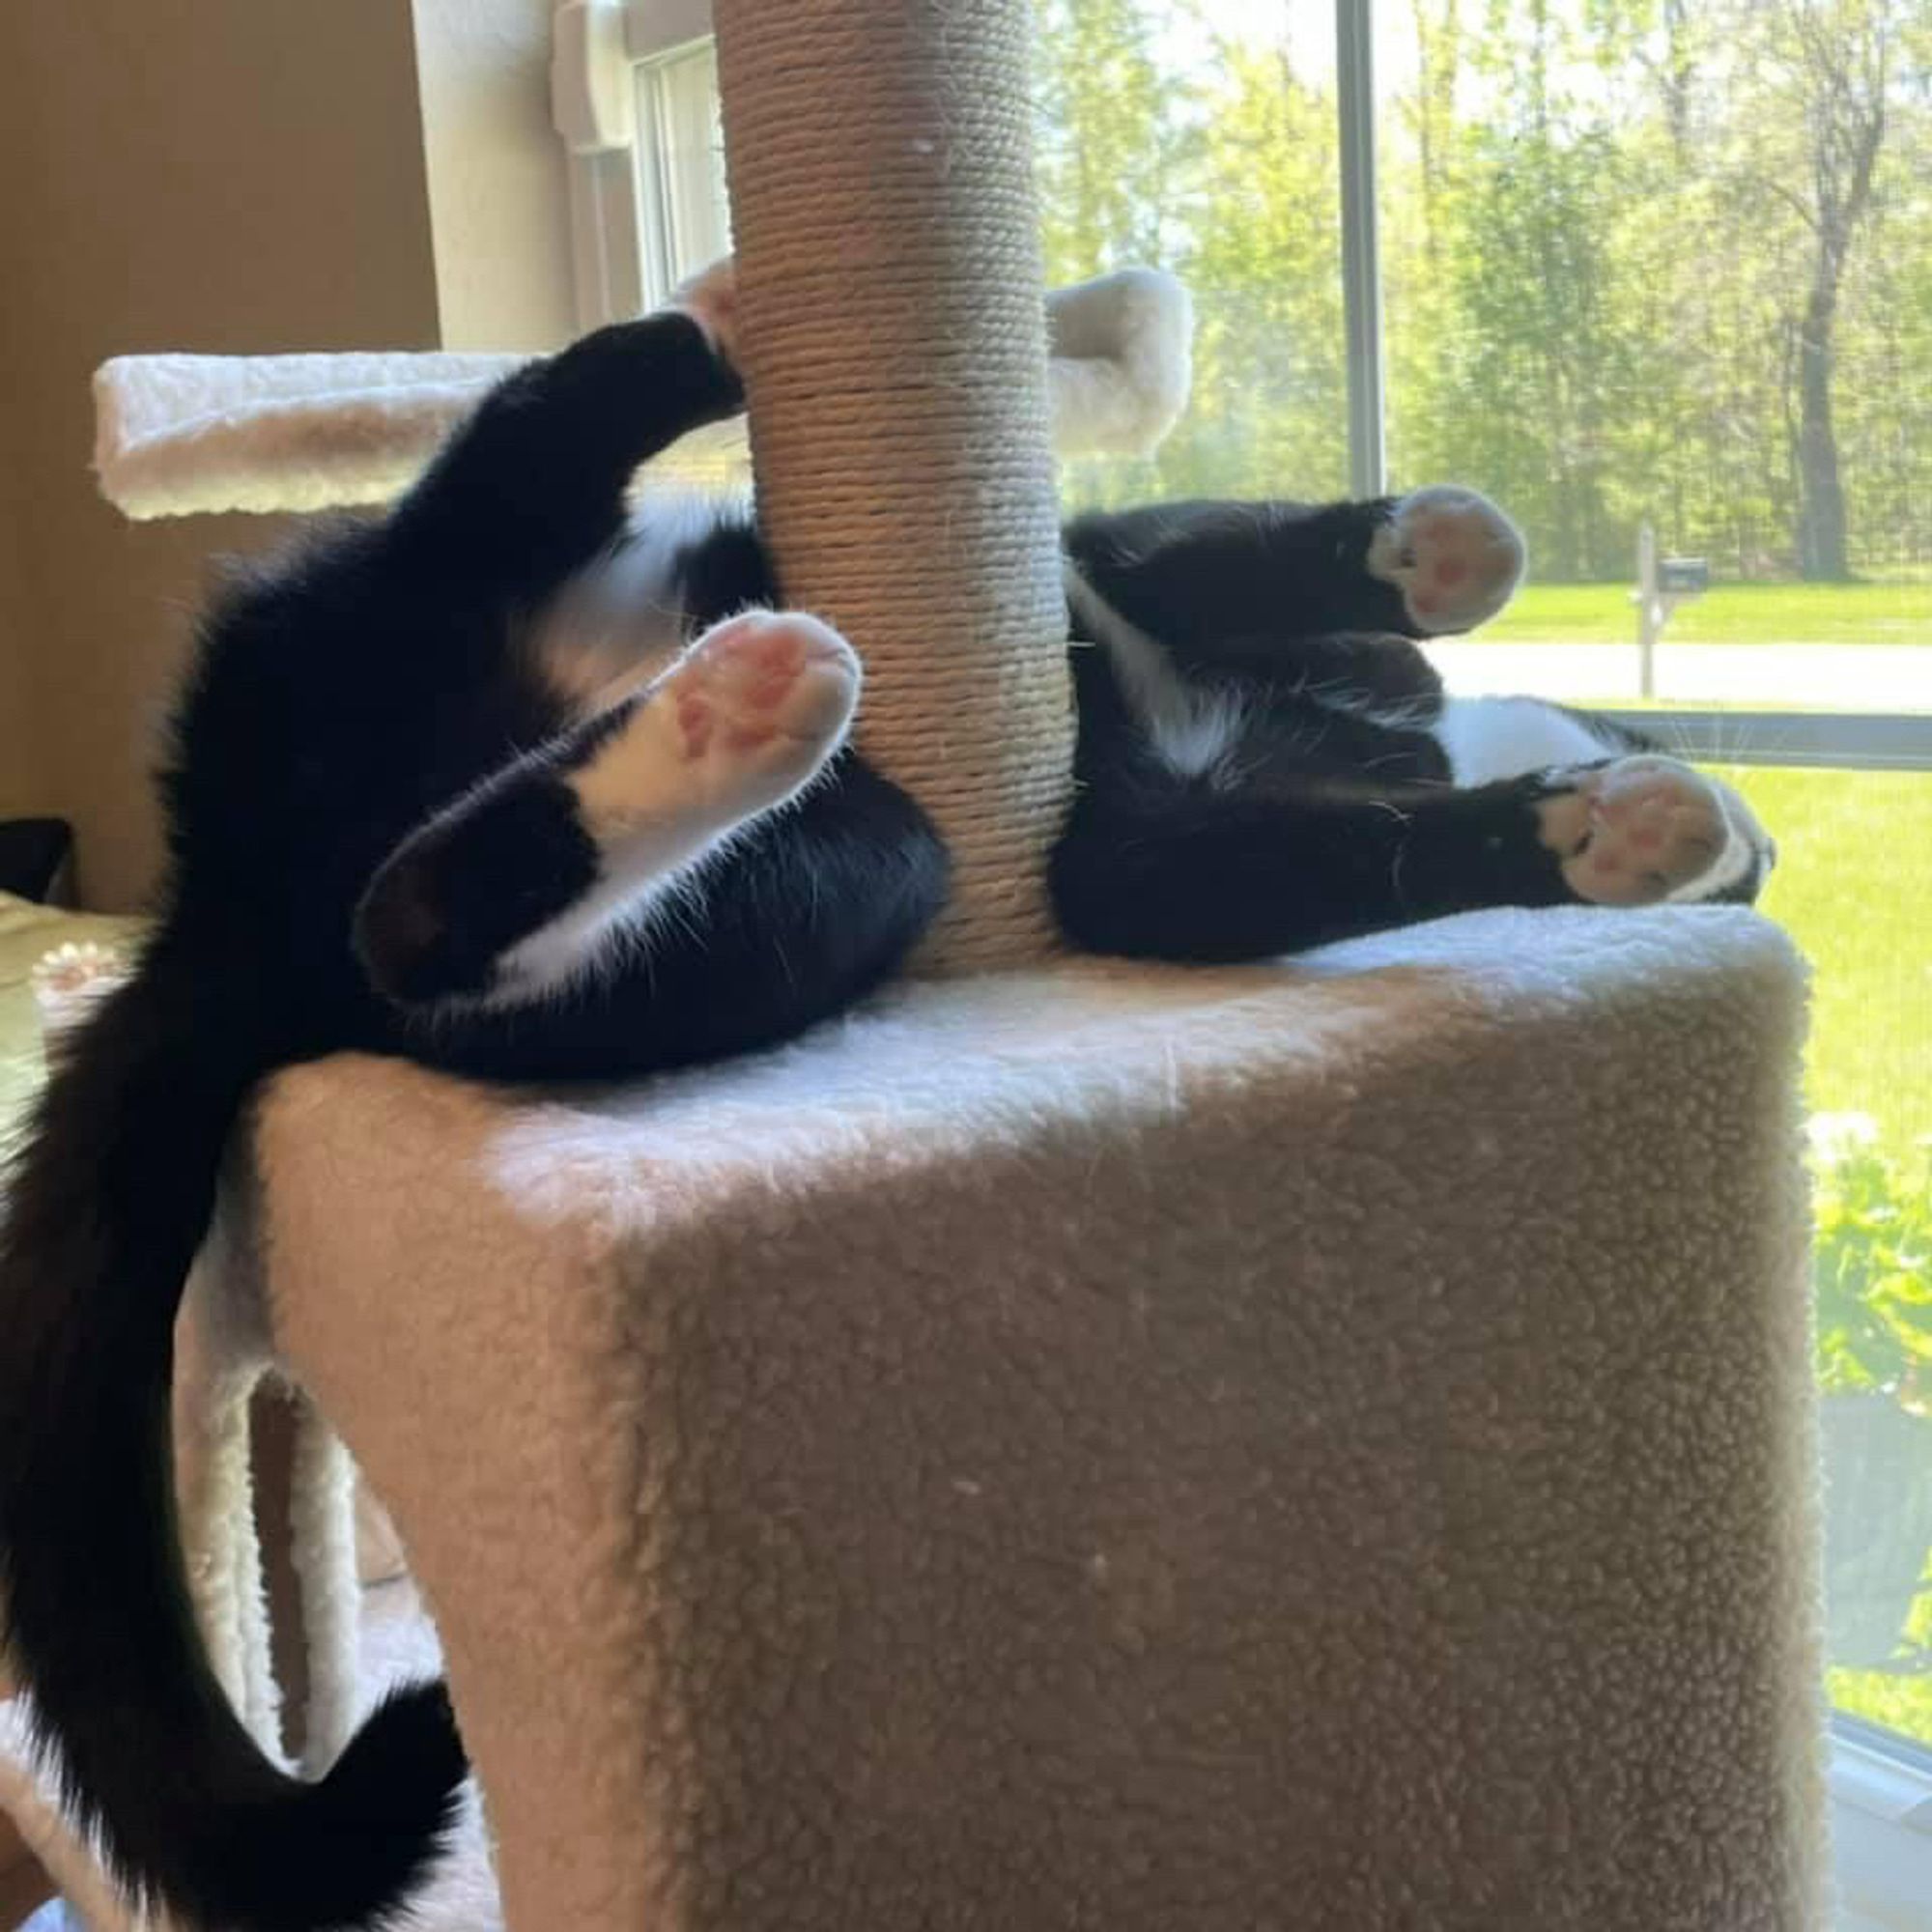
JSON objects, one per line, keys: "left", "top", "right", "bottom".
{"left": 1795, "top": 272, "right": 1852, "bottom": 581}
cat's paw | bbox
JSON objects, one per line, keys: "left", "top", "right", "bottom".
{"left": 672, "top": 257, "right": 741, "bottom": 369}
{"left": 1535, "top": 754, "right": 1755, "bottom": 906}
{"left": 355, "top": 611, "right": 858, "bottom": 1010}
{"left": 652, "top": 609, "right": 861, "bottom": 814}
{"left": 1367, "top": 486, "right": 1525, "bottom": 635}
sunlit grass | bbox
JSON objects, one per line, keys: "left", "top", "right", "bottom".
{"left": 1726, "top": 768, "right": 1932, "bottom": 1147}
{"left": 1487, "top": 581, "right": 1932, "bottom": 646}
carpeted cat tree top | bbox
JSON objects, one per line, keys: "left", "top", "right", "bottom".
{"left": 2, "top": 1, "right": 1824, "bottom": 1927}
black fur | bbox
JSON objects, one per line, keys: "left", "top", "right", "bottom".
{"left": 0, "top": 304, "right": 1765, "bottom": 1932}
{"left": 1052, "top": 503, "right": 1567, "bottom": 957}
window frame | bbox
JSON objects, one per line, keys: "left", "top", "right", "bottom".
{"left": 1832, "top": 1715, "right": 1932, "bottom": 1930}
{"left": 1592, "top": 708, "right": 1932, "bottom": 770}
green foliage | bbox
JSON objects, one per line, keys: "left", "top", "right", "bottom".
{"left": 1726, "top": 767, "right": 1932, "bottom": 1158}
{"left": 1709, "top": 761, "right": 1932, "bottom": 1741}
{"left": 1427, "top": 123, "right": 1631, "bottom": 576}
{"left": 1810, "top": 1125, "right": 1932, "bottom": 1405}
{"left": 1171, "top": 41, "right": 1348, "bottom": 499}
{"left": 1034, "top": 0, "right": 1189, "bottom": 287}
{"left": 1033, "top": 0, "right": 1932, "bottom": 579}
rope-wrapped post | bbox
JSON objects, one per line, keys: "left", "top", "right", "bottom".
{"left": 713, "top": 0, "right": 1072, "bottom": 974}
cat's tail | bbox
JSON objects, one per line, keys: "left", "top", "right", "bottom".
{"left": 0, "top": 925, "right": 465, "bottom": 1931}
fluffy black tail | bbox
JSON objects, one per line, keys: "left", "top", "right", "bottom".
{"left": 0, "top": 931, "right": 466, "bottom": 1930}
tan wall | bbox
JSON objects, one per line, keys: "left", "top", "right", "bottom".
{"left": 0, "top": 517, "right": 41, "bottom": 823}
{"left": 0, "top": 0, "right": 574, "bottom": 910}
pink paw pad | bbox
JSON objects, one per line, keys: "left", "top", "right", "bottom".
{"left": 676, "top": 692, "right": 714, "bottom": 758}
{"left": 1540, "top": 756, "right": 1732, "bottom": 907}
{"left": 723, "top": 720, "right": 779, "bottom": 753}
{"left": 1368, "top": 486, "right": 1527, "bottom": 636}
{"left": 653, "top": 610, "right": 862, "bottom": 804}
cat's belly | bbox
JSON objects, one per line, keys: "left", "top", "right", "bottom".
{"left": 531, "top": 488, "right": 740, "bottom": 714}
{"left": 1430, "top": 695, "right": 1613, "bottom": 786}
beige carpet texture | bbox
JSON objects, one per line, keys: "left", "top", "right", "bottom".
{"left": 242, "top": 905, "right": 1824, "bottom": 1931}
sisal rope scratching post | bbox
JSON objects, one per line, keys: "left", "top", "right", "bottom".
{"left": 712, "top": 0, "right": 1072, "bottom": 973}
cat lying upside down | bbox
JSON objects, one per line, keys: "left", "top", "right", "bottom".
{"left": 0, "top": 259, "right": 1772, "bottom": 1932}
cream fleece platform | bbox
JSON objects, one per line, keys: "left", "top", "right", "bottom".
{"left": 90, "top": 269, "right": 1192, "bottom": 522}
{"left": 221, "top": 903, "right": 1820, "bottom": 1931}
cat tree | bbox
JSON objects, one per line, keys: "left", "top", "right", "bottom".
{"left": 6, "top": 1, "right": 1825, "bottom": 1926}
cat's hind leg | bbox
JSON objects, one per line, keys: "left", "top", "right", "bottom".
{"left": 1534, "top": 754, "right": 1774, "bottom": 906}
{"left": 1430, "top": 697, "right": 1776, "bottom": 904}
{"left": 1052, "top": 747, "right": 1771, "bottom": 965}
{"left": 355, "top": 610, "right": 861, "bottom": 1008}
{"left": 386, "top": 261, "right": 745, "bottom": 607}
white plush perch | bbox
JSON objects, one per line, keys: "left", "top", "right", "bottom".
{"left": 93, "top": 269, "right": 1193, "bottom": 522}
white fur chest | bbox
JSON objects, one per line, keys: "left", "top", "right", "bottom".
{"left": 536, "top": 486, "right": 750, "bottom": 710}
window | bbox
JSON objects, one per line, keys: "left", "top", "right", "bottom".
{"left": 555, "top": 1, "right": 727, "bottom": 324}
{"left": 556, "top": 0, "right": 1932, "bottom": 1915}
{"left": 554, "top": 0, "right": 742, "bottom": 483}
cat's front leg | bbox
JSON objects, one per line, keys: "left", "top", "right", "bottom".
{"left": 1051, "top": 750, "right": 1773, "bottom": 966}
{"left": 387, "top": 260, "right": 747, "bottom": 599}
{"left": 1227, "top": 485, "right": 1526, "bottom": 642}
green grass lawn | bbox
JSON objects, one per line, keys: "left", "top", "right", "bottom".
{"left": 1733, "top": 768, "right": 1932, "bottom": 1146}
{"left": 1487, "top": 580, "right": 1932, "bottom": 646}
{"left": 1719, "top": 765, "right": 1932, "bottom": 1745}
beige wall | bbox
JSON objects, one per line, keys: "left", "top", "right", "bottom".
{"left": 0, "top": 0, "right": 574, "bottom": 909}
{"left": 0, "top": 512, "right": 41, "bottom": 824}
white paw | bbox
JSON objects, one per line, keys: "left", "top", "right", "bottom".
{"left": 654, "top": 609, "right": 860, "bottom": 814}
{"left": 568, "top": 611, "right": 858, "bottom": 857}
{"left": 672, "top": 256, "right": 741, "bottom": 369}
{"left": 1536, "top": 754, "right": 1742, "bottom": 906}
{"left": 1367, "top": 485, "right": 1526, "bottom": 635}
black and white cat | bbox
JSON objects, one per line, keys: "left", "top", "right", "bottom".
{"left": 0, "top": 263, "right": 1772, "bottom": 1932}
{"left": 1054, "top": 491, "right": 1770, "bottom": 958}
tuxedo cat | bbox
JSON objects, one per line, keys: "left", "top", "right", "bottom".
{"left": 0, "top": 262, "right": 1771, "bottom": 1932}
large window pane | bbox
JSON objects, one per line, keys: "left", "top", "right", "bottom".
{"left": 1374, "top": 0, "right": 1932, "bottom": 718}
{"left": 629, "top": 43, "right": 748, "bottom": 487}
{"left": 632, "top": 43, "right": 731, "bottom": 304}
